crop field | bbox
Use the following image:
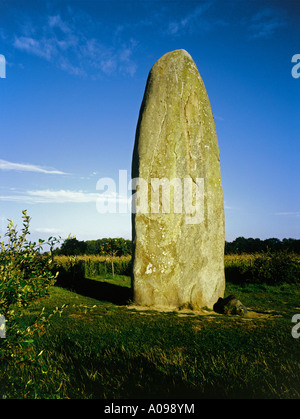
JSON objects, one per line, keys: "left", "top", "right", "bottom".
{"left": 53, "top": 252, "right": 300, "bottom": 286}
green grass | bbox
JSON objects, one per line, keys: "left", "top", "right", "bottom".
{"left": 1, "top": 275, "right": 300, "bottom": 399}
{"left": 87, "top": 273, "right": 131, "bottom": 287}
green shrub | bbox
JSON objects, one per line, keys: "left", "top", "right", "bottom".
{"left": 251, "top": 252, "right": 300, "bottom": 285}
{"left": 0, "top": 210, "right": 60, "bottom": 363}
{"left": 225, "top": 252, "right": 300, "bottom": 285}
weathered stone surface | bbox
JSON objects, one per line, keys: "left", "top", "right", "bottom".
{"left": 132, "top": 49, "right": 225, "bottom": 310}
{"left": 213, "top": 295, "right": 248, "bottom": 316}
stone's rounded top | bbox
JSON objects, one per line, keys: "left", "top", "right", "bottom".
{"left": 162, "top": 49, "right": 193, "bottom": 60}
{"left": 166, "top": 49, "right": 194, "bottom": 61}
{"left": 149, "top": 49, "right": 199, "bottom": 84}
{"left": 153, "top": 49, "right": 195, "bottom": 67}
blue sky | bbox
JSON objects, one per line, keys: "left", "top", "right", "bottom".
{"left": 0, "top": 0, "right": 299, "bottom": 244}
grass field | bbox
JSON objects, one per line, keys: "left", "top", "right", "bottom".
{"left": 1, "top": 270, "right": 299, "bottom": 399}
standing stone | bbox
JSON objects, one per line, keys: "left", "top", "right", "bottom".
{"left": 132, "top": 49, "right": 225, "bottom": 310}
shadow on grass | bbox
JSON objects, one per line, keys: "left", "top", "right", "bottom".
{"left": 55, "top": 275, "right": 133, "bottom": 305}
{"left": 225, "top": 266, "right": 247, "bottom": 284}
{"left": 55, "top": 336, "right": 228, "bottom": 399}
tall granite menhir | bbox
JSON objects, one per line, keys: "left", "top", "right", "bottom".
{"left": 132, "top": 49, "right": 225, "bottom": 310}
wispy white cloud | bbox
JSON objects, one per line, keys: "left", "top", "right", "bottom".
{"left": 0, "top": 189, "right": 129, "bottom": 205}
{"left": 224, "top": 202, "right": 238, "bottom": 210}
{"left": 274, "top": 212, "right": 300, "bottom": 217}
{"left": 118, "top": 39, "right": 138, "bottom": 77}
{"left": 11, "top": 9, "right": 138, "bottom": 78}
{"left": 170, "top": 2, "right": 213, "bottom": 34}
{"left": 48, "top": 14, "right": 72, "bottom": 34}
{"left": 214, "top": 115, "right": 224, "bottom": 121}
{"left": 164, "top": 2, "right": 286, "bottom": 40}
{"left": 247, "top": 8, "right": 286, "bottom": 39}
{"left": 167, "top": 3, "right": 209, "bottom": 35}
{"left": 27, "top": 189, "right": 102, "bottom": 204}
{"left": 13, "top": 36, "right": 56, "bottom": 60}
{"left": 35, "top": 227, "right": 63, "bottom": 234}
{"left": 165, "top": 1, "right": 228, "bottom": 36}
{"left": 0, "top": 159, "right": 68, "bottom": 175}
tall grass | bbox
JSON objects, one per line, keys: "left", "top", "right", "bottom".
{"left": 54, "top": 254, "right": 132, "bottom": 283}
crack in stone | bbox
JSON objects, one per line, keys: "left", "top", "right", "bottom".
{"left": 149, "top": 102, "right": 167, "bottom": 176}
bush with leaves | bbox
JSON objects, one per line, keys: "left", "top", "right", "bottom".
{"left": 225, "top": 251, "right": 300, "bottom": 285}
{"left": 250, "top": 251, "right": 300, "bottom": 285}
{"left": 0, "top": 210, "right": 60, "bottom": 365}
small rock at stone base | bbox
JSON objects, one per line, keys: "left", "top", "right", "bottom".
{"left": 213, "top": 294, "right": 248, "bottom": 316}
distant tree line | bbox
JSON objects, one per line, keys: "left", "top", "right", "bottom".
{"left": 55, "top": 238, "right": 132, "bottom": 257}
{"left": 54, "top": 236, "right": 300, "bottom": 256}
{"left": 225, "top": 237, "right": 300, "bottom": 254}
